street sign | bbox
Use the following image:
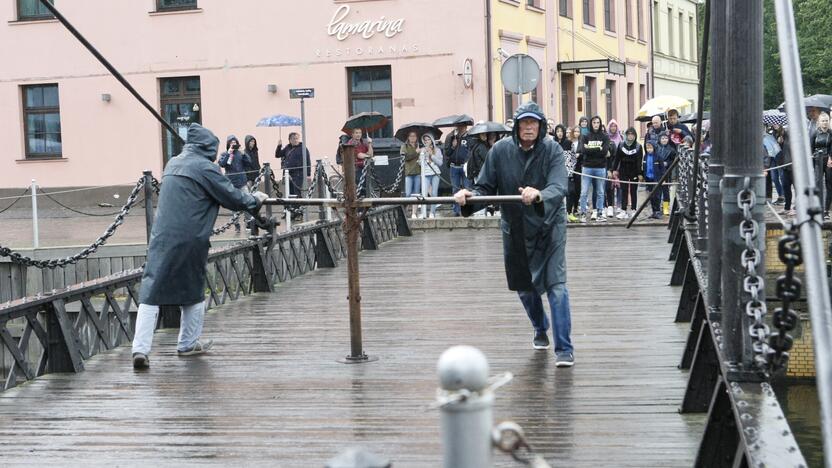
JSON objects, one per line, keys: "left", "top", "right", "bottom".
{"left": 290, "top": 88, "right": 315, "bottom": 99}
{"left": 500, "top": 54, "right": 540, "bottom": 95}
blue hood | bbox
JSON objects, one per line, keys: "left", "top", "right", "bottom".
{"left": 185, "top": 124, "right": 220, "bottom": 162}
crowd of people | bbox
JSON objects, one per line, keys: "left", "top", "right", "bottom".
{"left": 216, "top": 105, "right": 832, "bottom": 226}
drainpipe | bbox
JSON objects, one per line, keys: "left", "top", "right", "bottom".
{"left": 648, "top": 0, "right": 655, "bottom": 97}
{"left": 485, "top": 0, "right": 494, "bottom": 121}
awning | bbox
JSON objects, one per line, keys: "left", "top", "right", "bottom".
{"left": 557, "top": 58, "right": 626, "bottom": 76}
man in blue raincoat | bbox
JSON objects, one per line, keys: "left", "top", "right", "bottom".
{"left": 132, "top": 123, "right": 268, "bottom": 369}
{"left": 455, "top": 102, "right": 575, "bottom": 367}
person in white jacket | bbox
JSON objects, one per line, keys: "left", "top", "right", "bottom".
{"left": 420, "top": 134, "right": 444, "bottom": 219}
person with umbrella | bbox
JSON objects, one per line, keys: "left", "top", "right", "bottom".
{"left": 444, "top": 117, "right": 473, "bottom": 216}
{"left": 275, "top": 132, "right": 312, "bottom": 219}
{"left": 348, "top": 128, "right": 374, "bottom": 197}
{"left": 400, "top": 131, "right": 421, "bottom": 218}
{"left": 420, "top": 134, "right": 444, "bottom": 219}
{"left": 454, "top": 102, "right": 575, "bottom": 367}
{"left": 645, "top": 115, "right": 666, "bottom": 149}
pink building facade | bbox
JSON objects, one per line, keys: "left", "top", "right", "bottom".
{"left": 1, "top": 0, "right": 490, "bottom": 188}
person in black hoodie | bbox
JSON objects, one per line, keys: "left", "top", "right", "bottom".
{"left": 244, "top": 135, "right": 261, "bottom": 188}
{"left": 578, "top": 116, "right": 610, "bottom": 223}
{"left": 553, "top": 125, "right": 577, "bottom": 222}
{"left": 777, "top": 128, "right": 794, "bottom": 214}
{"left": 466, "top": 132, "right": 490, "bottom": 183}
{"left": 810, "top": 112, "right": 832, "bottom": 218}
{"left": 612, "top": 127, "right": 643, "bottom": 219}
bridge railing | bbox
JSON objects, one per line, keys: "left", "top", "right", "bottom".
{"left": 0, "top": 204, "right": 410, "bottom": 393}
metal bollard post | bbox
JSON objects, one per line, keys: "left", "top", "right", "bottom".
{"left": 284, "top": 169, "right": 292, "bottom": 231}
{"left": 437, "top": 346, "right": 495, "bottom": 468}
{"left": 263, "top": 163, "right": 273, "bottom": 220}
{"left": 421, "top": 161, "right": 428, "bottom": 219}
{"left": 317, "top": 161, "right": 327, "bottom": 222}
{"left": 324, "top": 158, "right": 333, "bottom": 222}
{"left": 142, "top": 170, "right": 154, "bottom": 244}
{"left": 31, "top": 179, "right": 39, "bottom": 249}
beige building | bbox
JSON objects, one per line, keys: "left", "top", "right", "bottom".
{"left": 651, "top": 0, "right": 700, "bottom": 112}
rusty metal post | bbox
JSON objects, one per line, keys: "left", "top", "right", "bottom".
{"left": 142, "top": 170, "right": 154, "bottom": 244}
{"left": 338, "top": 143, "right": 377, "bottom": 364}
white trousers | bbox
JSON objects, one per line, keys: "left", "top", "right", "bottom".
{"left": 131, "top": 302, "right": 206, "bottom": 354}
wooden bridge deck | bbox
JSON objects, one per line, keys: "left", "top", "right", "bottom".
{"left": 0, "top": 227, "right": 704, "bottom": 467}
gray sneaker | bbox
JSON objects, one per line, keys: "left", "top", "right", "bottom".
{"left": 178, "top": 339, "right": 214, "bottom": 356}
{"left": 555, "top": 352, "right": 575, "bottom": 367}
{"left": 132, "top": 353, "right": 150, "bottom": 369}
{"left": 532, "top": 332, "right": 550, "bottom": 350}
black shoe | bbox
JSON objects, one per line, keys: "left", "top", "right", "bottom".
{"left": 532, "top": 332, "right": 550, "bottom": 350}
{"left": 555, "top": 352, "right": 575, "bottom": 367}
{"left": 132, "top": 353, "right": 149, "bottom": 369}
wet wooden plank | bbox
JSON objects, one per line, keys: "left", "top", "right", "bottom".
{"left": 0, "top": 227, "right": 704, "bottom": 467}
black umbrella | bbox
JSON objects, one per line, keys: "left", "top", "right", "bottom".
{"left": 342, "top": 112, "right": 389, "bottom": 134}
{"left": 468, "top": 121, "right": 511, "bottom": 136}
{"left": 433, "top": 114, "right": 474, "bottom": 128}
{"left": 777, "top": 95, "right": 832, "bottom": 112}
{"left": 394, "top": 122, "right": 443, "bottom": 143}
{"left": 679, "top": 111, "right": 710, "bottom": 124}
{"left": 635, "top": 114, "right": 660, "bottom": 123}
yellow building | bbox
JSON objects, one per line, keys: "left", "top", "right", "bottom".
{"left": 488, "top": 0, "right": 653, "bottom": 130}
{"left": 489, "top": 0, "right": 549, "bottom": 123}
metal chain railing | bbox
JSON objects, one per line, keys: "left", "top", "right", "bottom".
{"left": 677, "top": 147, "right": 692, "bottom": 211}
{"left": 0, "top": 177, "right": 146, "bottom": 269}
{"left": 367, "top": 159, "right": 405, "bottom": 195}
{"left": 356, "top": 164, "right": 368, "bottom": 198}
{"left": 0, "top": 187, "right": 30, "bottom": 215}
{"left": 212, "top": 166, "right": 267, "bottom": 236}
{"left": 738, "top": 176, "right": 770, "bottom": 370}
{"left": 769, "top": 221, "right": 802, "bottom": 370}
{"left": 699, "top": 154, "right": 710, "bottom": 235}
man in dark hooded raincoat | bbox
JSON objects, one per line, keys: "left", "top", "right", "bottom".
{"left": 455, "top": 102, "right": 574, "bottom": 367}
{"left": 132, "top": 123, "right": 267, "bottom": 369}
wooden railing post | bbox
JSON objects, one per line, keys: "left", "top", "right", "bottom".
{"left": 46, "top": 300, "right": 84, "bottom": 373}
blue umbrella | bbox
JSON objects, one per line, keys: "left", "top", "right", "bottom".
{"left": 257, "top": 114, "right": 302, "bottom": 139}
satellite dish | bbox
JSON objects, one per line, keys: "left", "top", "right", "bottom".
{"left": 500, "top": 54, "right": 540, "bottom": 94}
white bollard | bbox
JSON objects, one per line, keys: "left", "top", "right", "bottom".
{"left": 324, "top": 158, "right": 333, "bottom": 222}
{"left": 437, "top": 346, "right": 494, "bottom": 468}
{"left": 421, "top": 157, "right": 428, "bottom": 219}
{"left": 284, "top": 170, "right": 292, "bottom": 231}
{"left": 31, "top": 179, "right": 39, "bottom": 249}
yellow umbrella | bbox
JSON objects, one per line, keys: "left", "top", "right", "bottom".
{"left": 636, "top": 95, "right": 692, "bottom": 120}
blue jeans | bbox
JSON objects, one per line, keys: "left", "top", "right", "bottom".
{"left": 425, "top": 175, "right": 440, "bottom": 216}
{"left": 771, "top": 168, "right": 784, "bottom": 198}
{"left": 450, "top": 166, "right": 470, "bottom": 215}
{"left": 405, "top": 175, "right": 421, "bottom": 197}
{"left": 579, "top": 167, "right": 606, "bottom": 214}
{"left": 132, "top": 302, "right": 206, "bottom": 354}
{"left": 518, "top": 284, "right": 573, "bottom": 354}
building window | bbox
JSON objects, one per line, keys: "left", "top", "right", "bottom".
{"left": 561, "top": 75, "right": 573, "bottom": 126}
{"left": 585, "top": 76, "right": 596, "bottom": 117}
{"left": 23, "top": 84, "right": 62, "bottom": 159}
{"left": 604, "top": 0, "right": 615, "bottom": 32}
{"left": 690, "top": 15, "right": 697, "bottom": 61}
{"left": 582, "top": 0, "right": 594, "bottom": 27}
{"left": 348, "top": 66, "right": 393, "bottom": 139}
{"left": 504, "top": 90, "right": 519, "bottom": 123}
{"left": 605, "top": 80, "right": 616, "bottom": 122}
{"left": 559, "top": 0, "right": 571, "bottom": 18}
{"left": 625, "top": 0, "right": 633, "bottom": 37}
{"left": 652, "top": 1, "right": 660, "bottom": 51}
{"left": 667, "top": 8, "right": 674, "bottom": 56}
{"left": 17, "top": 0, "right": 54, "bottom": 21}
{"left": 156, "top": 0, "right": 197, "bottom": 12}
{"left": 526, "top": 0, "right": 542, "bottom": 8}
{"left": 637, "top": 0, "right": 644, "bottom": 40}
{"left": 679, "top": 12, "right": 685, "bottom": 60}
{"left": 160, "top": 76, "right": 201, "bottom": 164}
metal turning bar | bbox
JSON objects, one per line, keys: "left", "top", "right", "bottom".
{"left": 342, "top": 145, "right": 367, "bottom": 362}
{"left": 775, "top": 0, "right": 832, "bottom": 464}
{"left": 720, "top": 0, "right": 765, "bottom": 372}
{"left": 686, "top": 0, "right": 711, "bottom": 221}
{"left": 37, "top": 0, "right": 184, "bottom": 144}
{"left": 262, "top": 195, "right": 525, "bottom": 207}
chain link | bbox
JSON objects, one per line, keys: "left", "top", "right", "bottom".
{"left": 0, "top": 177, "right": 146, "bottom": 269}
{"left": 768, "top": 222, "right": 801, "bottom": 370}
{"left": 493, "top": 421, "right": 551, "bottom": 467}
{"left": 737, "top": 176, "right": 770, "bottom": 370}
{"left": 212, "top": 166, "right": 268, "bottom": 236}
{"left": 367, "top": 159, "right": 405, "bottom": 195}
